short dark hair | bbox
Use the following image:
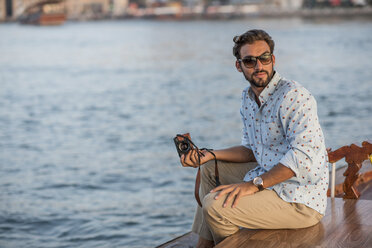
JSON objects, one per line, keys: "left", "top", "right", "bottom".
{"left": 233, "top": 29, "right": 275, "bottom": 60}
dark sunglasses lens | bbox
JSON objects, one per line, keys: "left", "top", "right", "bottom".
{"left": 259, "top": 55, "right": 272, "bottom": 64}
{"left": 243, "top": 58, "right": 256, "bottom": 68}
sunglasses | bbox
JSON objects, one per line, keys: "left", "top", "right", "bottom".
{"left": 238, "top": 53, "right": 273, "bottom": 68}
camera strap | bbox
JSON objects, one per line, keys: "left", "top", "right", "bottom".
{"left": 195, "top": 148, "right": 221, "bottom": 208}
{"left": 200, "top": 148, "right": 220, "bottom": 185}
{"left": 194, "top": 148, "right": 221, "bottom": 207}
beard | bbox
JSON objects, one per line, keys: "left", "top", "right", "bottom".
{"left": 243, "top": 66, "right": 274, "bottom": 89}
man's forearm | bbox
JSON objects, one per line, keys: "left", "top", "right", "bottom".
{"left": 213, "top": 145, "right": 256, "bottom": 163}
{"left": 259, "top": 163, "right": 295, "bottom": 188}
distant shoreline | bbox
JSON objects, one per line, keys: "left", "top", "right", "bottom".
{"left": 2, "top": 6, "right": 372, "bottom": 23}
{"left": 75, "top": 6, "right": 372, "bottom": 21}
{"left": 258, "top": 6, "right": 372, "bottom": 18}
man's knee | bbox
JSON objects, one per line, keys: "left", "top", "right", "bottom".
{"left": 202, "top": 192, "right": 222, "bottom": 219}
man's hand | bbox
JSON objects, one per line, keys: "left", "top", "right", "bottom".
{"left": 211, "top": 182, "right": 259, "bottom": 208}
{"left": 180, "top": 149, "right": 213, "bottom": 168}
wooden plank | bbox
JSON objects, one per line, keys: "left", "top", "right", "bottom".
{"left": 215, "top": 198, "right": 372, "bottom": 248}
{"left": 360, "top": 183, "right": 372, "bottom": 200}
{"left": 209, "top": 229, "right": 261, "bottom": 247}
{"left": 156, "top": 231, "right": 198, "bottom": 248}
{"left": 321, "top": 224, "right": 372, "bottom": 248}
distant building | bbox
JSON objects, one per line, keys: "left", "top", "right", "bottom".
{"left": 0, "top": 0, "right": 5, "bottom": 21}
{"left": 279, "top": 0, "right": 304, "bottom": 9}
{"left": 0, "top": 0, "right": 15, "bottom": 20}
{"left": 111, "top": 0, "right": 128, "bottom": 16}
{"left": 264, "top": 0, "right": 304, "bottom": 9}
{"left": 0, "top": 0, "right": 129, "bottom": 21}
{"left": 63, "top": 0, "right": 129, "bottom": 19}
{"left": 65, "top": 0, "right": 110, "bottom": 19}
{"left": 1, "top": 0, "right": 49, "bottom": 20}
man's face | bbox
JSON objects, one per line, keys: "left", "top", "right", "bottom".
{"left": 236, "top": 40, "right": 275, "bottom": 89}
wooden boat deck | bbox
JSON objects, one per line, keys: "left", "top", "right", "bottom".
{"left": 215, "top": 197, "right": 372, "bottom": 248}
{"left": 157, "top": 196, "right": 372, "bottom": 248}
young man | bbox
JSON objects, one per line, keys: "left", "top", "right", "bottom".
{"left": 180, "top": 29, "right": 328, "bottom": 248}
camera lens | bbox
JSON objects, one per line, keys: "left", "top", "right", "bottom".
{"left": 179, "top": 142, "right": 190, "bottom": 152}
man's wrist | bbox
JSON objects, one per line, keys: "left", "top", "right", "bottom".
{"left": 246, "top": 181, "right": 260, "bottom": 193}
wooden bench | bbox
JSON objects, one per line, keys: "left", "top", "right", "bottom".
{"left": 158, "top": 141, "right": 372, "bottom": 248}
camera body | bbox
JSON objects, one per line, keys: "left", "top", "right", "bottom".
{"left": 173, "top": 133, "right": 193, "bottom": 157}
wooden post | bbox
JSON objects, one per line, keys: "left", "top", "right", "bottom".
{"left": 327, "top": 141, "right": 372, "bottom": 199}
{"left": 331, "top": 162, "right": 336, "bottom": 198}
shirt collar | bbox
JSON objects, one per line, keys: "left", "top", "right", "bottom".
{"left": 248, "top": 71, "right": 281, "bottom": 106}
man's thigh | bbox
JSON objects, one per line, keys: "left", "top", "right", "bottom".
{"left": 201, "top": 160, "right": 258, "bottom": 185}
{"left": 203, "top": 189, "right": 322, "bottom": 230}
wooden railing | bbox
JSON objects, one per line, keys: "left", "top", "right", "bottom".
{"left": 327, "top": 141, "right": 372, "bottom": 199}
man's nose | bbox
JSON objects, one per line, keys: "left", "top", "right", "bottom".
{"left": 255, "top": 59, "right": 263, "bottom": 70}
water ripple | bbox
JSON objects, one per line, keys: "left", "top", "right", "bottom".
{"left": 35, "top": 183, "right": 106, "bottom": 191}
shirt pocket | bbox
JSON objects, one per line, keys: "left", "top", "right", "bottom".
{"left": 262, "top": 121, "right": 283, "bottom": 147}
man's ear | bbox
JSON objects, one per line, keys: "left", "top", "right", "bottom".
{"left": 272, "top": 54, "right": 276, "bottom": 67}
{"left": 235, "top": 60, "right": 242, "bottom": 72}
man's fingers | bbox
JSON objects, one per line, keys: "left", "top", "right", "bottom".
{"left": 232, "top": 192, "right": 243, "bottom": 208}
{"left": 180, "top": 155, "right": 185, "bottom": 166}
{"left": 214, "top": 186, "right": 234, "bottom": 200}
{"left": 181, "top": 150, "right": 197, "bottom": 168}
{"left": 189, "top": 150, "right": 199, "bottom": 167}
{"left": 223, "top": 187, "right": 240, "bottom": 208}
{"left": 180, "top": 151, "right": 201, "bottom": 168}
{"left": 210, "top": 184, "right": 229, "bottom": 193}
{"left": 181, "top": 154, "right": 193, "bottom": 167}
{"left": 181, "top": 154, "right": 187, "bottom": 166}
{"left": 210, "top": 183, "right": 252, "bottom": 208}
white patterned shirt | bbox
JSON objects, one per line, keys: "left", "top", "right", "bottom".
{"left": 240, "top": 71, "right": 329, "bottom": 215}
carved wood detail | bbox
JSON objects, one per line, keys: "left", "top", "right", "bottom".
{"left": 327, "top": 141, "right": 372, "bottom": 199}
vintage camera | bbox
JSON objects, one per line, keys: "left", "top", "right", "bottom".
{"left": 173, "top": 133, "right": 194, "bottom": 157}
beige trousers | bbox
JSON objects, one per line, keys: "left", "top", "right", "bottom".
{"left": 191, "top": 160, "right": 323, "bottom": 244}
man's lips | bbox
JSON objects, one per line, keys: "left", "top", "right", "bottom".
{"left": 254, "top": 72, "right": 267, "bottom": 78}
